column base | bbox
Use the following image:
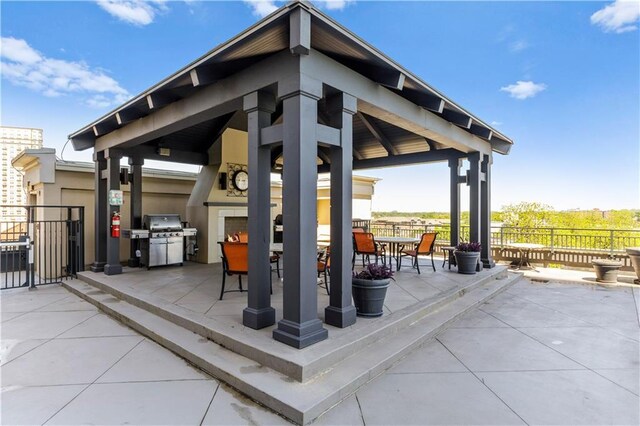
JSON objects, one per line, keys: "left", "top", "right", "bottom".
{"left": 104, "top": 263, "right": 123, "bottom": 275}
{"left": 90, "top": 262, "right": 106, "bottom": 273}
{"left": 273, "top": 318, "right": 328, "bottom": 349}
{"left": 243, "top": 306, "right": 276, "bottom": 329}
{"left": 324, "top": 305, "right": 356, "bottom": 328}
{"left": 127, "top": 258, "right": 140, "bottom": 267}
{"left": 482, "top": 258, "right": 496, "bottom": 268}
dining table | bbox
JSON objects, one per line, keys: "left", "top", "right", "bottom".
{"left": 374, "top": 236, "right": 420, "bottom": 271}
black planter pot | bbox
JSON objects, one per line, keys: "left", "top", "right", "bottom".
{"left": 352, "top": 277, "right": 391, "bottom": 317}
{"left": 454, "top": 251, "right": 480, "bottom": 275}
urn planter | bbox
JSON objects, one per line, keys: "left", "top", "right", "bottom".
{"left": 352, "top": 277, "right": 391, "bottom": 317}
{"left": 454, "top": 251, "right": 481, "bottom": 275}
{"left": 625, "top": 248, "right": 640, "bottom": 284}
{"left": 592, "top": 259, "right": 623, "bottom": 283}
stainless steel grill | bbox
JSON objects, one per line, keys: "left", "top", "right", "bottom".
{"left": 141, "top": 214, "right": 184, "bottom": 269}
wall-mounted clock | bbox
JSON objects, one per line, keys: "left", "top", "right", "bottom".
{"left": 227, "top": 163, "right": 248, "bottom": 197}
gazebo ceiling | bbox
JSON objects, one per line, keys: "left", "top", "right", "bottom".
{"left": 70, "top": 1, "right": 513, "bottom": 158}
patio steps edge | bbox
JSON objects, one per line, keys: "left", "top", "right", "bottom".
{"left": 64, "top": 273, "right": 521, "bottom": 425}
{"left": 75, "top": 267, "right": 508, "bottom": 381}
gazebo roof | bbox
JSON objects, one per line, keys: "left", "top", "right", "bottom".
{"left": 70, "top": 1, "right": 512, "bottom": 157}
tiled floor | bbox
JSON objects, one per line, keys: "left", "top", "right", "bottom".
{"left": 1, "top": 278, "right": 638, "bottom": 425}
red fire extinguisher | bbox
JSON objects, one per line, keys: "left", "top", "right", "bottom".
{"left": 111, "top": 211, "right": 121, "bottom": 238}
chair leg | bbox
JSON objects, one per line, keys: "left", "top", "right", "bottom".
{"left": 416, "top": 256, "right": 421, "bottom": 274}
{"left": 431, "top": 253, "right": 436, "bottom": 272}
{"left": 324, "top": 269, "right": 329, "bottom": 295}
{"left": 219, "top": 273, "right": 226, "bottom": 300}
{"left": 270, "top": 273, "right": 273, "bottom": 295}
{"left": 238, "top": 275, "right": 243, "bottom": 292}
{"left": 352, "top": 251, "right": 356, "bottom": 269}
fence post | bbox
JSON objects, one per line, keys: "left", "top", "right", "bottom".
{"left": 550, "top": 228, "right": 555, "bottom": 253}
{"left": 500, "top": 227, "right": 504, "bottom": 248}
{"left": 27, "top": 207, "right": 36, "bottom": 289}
{"left": 392, "top": 224, "right": 397, "bottom": 237}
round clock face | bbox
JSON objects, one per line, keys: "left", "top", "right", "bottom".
{"left": 233, "top": 170, "right": 249, "bottom": 191}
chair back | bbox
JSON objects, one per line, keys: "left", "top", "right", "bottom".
{"left": 219, "top": 242, "right": 248, "bottom": 274}
{"left": 352, "top": 228, "right": 366, "bottom": 233}
{"left": 353, "top": 232, "right": 376, "bottom": 253}
{"left": 236, "top": 231, "right": 248, "bottom": 243}
{"left": 417, "top": 232, "right": 437, "bottom": 254}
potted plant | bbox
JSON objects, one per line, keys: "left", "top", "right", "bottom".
{"left": 592, "top": 258, "right": 623, "bottom": 283}
{"left": 352, "top": 263, "right": 394, "bottom": 317}
{"left": 454, "top": 242, "right": 481, "bottom": 275}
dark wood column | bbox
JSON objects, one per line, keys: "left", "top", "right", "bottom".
{"left": 243, "top": 91, "right": 276, "bottom": 330}
{"left": 104, "top": 149, "right": 123, "bottom": 276}
{"left": 127, "top": 156, "right": 143, "bottom": 267}
{"left": 325, "top": 92, "right": 357, "bottom": 328}
{"left": 90, "top": 151, "right": 107, "bottom": 272}
{"left": 273, "top": 83, "right": 328, "bottom": 349}
{"left": 468, "top": 152, "right": 481, "bottom": 245}
{"left": 481, "top": 154, "right": 495, "bottom": 267}
{"left": 448, "top": 157, "right": 462, "bottom": 247}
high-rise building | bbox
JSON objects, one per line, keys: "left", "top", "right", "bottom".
{"left": 1, "top": 126, "right": 43, "bottom": 221}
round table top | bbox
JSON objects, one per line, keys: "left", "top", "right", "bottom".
{"left": 374, "top": 236, "right": 419, "bottom": 243}
{"left": 508, "top": 243, "right": 544, "bottom": 249}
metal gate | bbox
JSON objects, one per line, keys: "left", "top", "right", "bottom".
{"left": 1, "top": 205, "right": 85, "bottom": 290}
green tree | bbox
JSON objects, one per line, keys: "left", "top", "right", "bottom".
{"left": 500, "top": 202, "right": 554, "bottom": 228}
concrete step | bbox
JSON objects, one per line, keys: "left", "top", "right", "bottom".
{"left": 75, "top": 267, "right": 509, "bottom": 382}
{"left": 65, "top": 272, "right": 520, "bottom": 425}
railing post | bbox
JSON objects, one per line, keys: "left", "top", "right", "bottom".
{"left": 550, "top": 228, "right": 555, "bottom": 253}
{"left": 500, "top": 227, "right": 504, "bottom": 248}
{"left": 27, "top": 206, "right": 36, "bottom": 289}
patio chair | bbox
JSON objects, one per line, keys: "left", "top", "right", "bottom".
{"left": 218, "top": 241, "right": 248, "bottom": 300}
{"left": 234, "top": 232, "right": 280, "bottom": 278}
{"left": 398, "top": 232, "right": 438, "bottom": 274}
{"left": 218, "top": 241, "right": 274, "bottom": 300}
{"left": 352, "top": 232, "right": 386, "bottom": 268}
{"left": 317, "top": 247, "right": 330, "bottom": 295}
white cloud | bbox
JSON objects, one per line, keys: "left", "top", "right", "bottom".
{"left": 243, "top": 0, "right": 354, "bottom": 18}
{"left": 591, "top": 0, "right": 640, "bottom": 33}
{"left": 96, "top": 0, "right": 168, "bottom": 26}
{"left": 500, "top": 81, "right": 547, "bottom": 100}
{"left": 508, "top": 39, "right": 528, "bottom": 53}
{"left": 0, "top": 37, "right": 130, "bottom": 108}
{"left": 243, "top": 0, "right": 279, "bottom": 18}
{"left": 316, "top": 0, "right": 354, "bottom": 11}
{"left": 491, "top": 121, "right": 503, "bottom": 127}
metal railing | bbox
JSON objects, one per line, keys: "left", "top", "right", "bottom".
{"left": 1, "top": 205, "right": 85, "bottom": 290}
{"left": 369, "top": 221, "right": 640, "bottom": 269}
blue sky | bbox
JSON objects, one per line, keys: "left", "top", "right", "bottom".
{"left": 2, "top": 1, "right": 639, "bottom": 212}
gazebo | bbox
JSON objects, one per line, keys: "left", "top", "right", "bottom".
{"left": 70, "top": 1, "right": 513, "bottom": 349}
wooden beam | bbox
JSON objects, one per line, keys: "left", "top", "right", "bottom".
{"left": 317, "top": 148, "right": 331, "bottom": 165}
{"left": 374, "top": 69, "right": 405, "bottom": 90}
{"left": 352, "top": 146, "right": 364, "bottom": 161}
{"left": 289, "top": 7, "right": 311, "bottom": 55}
{"left": 123, "top": 145, "right": 208, "bottom": 165}
{"left": 146, "top": 93, "right": 174, "bottom": 110}
{"left": 115, "top": 109, "right": 143, "bottom": 126}
{"left": 353, "top": 149, "right": 463, "bottom": 170}
{"left": 260, "top": 124, "right": 283, "bottom": 146}
{"left": 316, "top": 123, "right": 340, "bottom": 147}
{"left": 356, "top": 112, "right": 399, "bottom": 156}
{"left": 190, "top": 66, "right": 221, "bottom": 87}
{"left": 469, "top": 123, "right": 492, "bottom": 140}
{"left": 441, "top": 109, "right": 472, "bottom": 129}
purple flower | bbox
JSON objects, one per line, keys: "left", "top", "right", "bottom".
{"left": 455, "top": 242, "right": 481, "bottom": 252}
{"left": 353, "top": 263, "right": 395, "bottom": 280}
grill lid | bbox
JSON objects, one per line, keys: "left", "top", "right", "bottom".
{"left": 143, "top": 214, "right": 183, "bottom": 232}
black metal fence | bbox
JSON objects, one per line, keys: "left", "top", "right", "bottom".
{"left": 369, "top": 221, "right": 640, "bottom": 269}
{"left": 1, "top": 205, "right": 85, "bottom": 290}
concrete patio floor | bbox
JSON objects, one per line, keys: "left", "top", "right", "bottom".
{"left": 2, "top": 274, "right": 638, "bottom": 425}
